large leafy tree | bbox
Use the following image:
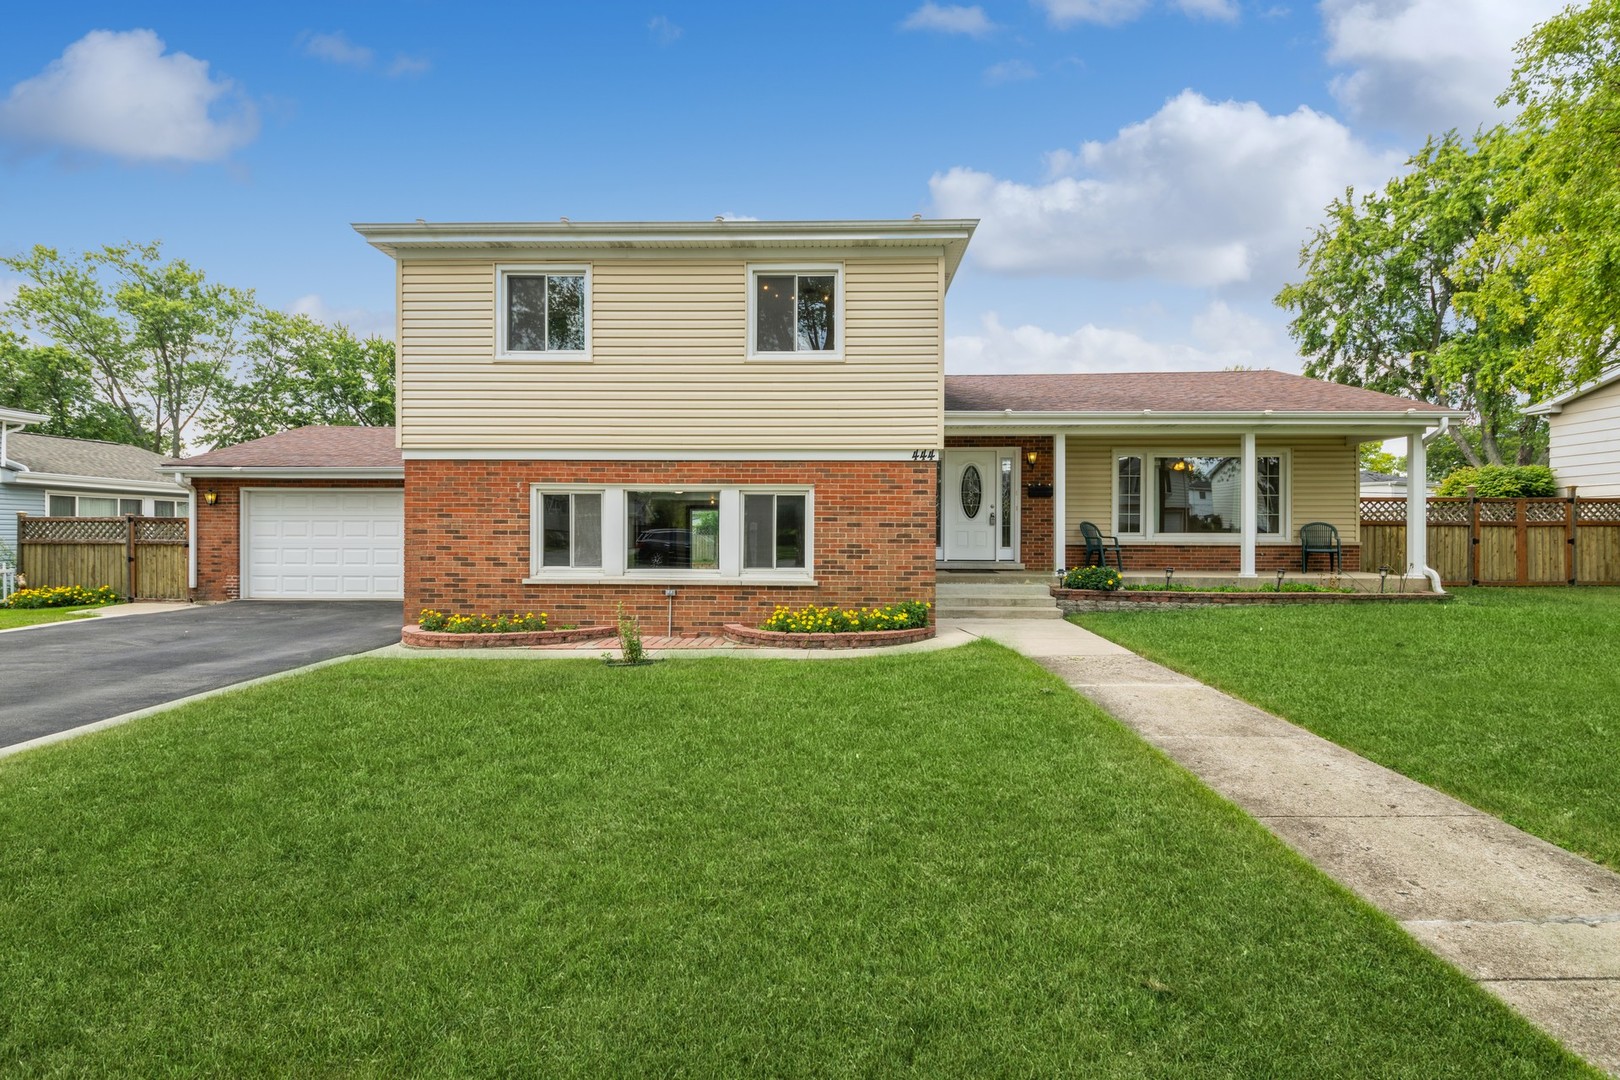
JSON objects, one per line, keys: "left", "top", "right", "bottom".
{"left": 1470, "top": 0, "right": 1620, "bottom": 384}
{"left": 2, "top": 242, "right": 253, "bottom": 456}
{"left": 1276, "top": 127, "right": 1547, "bottom": 467}
{"left": 202, "top": 309, "right": 395, "bottom": 447}
{"left": 0, "top": 332, "right": 145, "bottom": 444}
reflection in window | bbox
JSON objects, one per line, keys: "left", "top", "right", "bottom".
{"left": 1117, "top": 456, "right": 1142, "bottom": 533}
{"left": 744, "top": 493, "right": 806, "bottom": 569}
{"left": 1154, "top": 456, "right": 1281, "bottom": 534}
{"left": 1000, "top": 458, "right": 1013, "bottom": 549}
{"left": 627, "top": 490, "right": 720, "bottom": 569}
{"left": 755, "top": 272, "right": 836, "bottom": 353}
{"left": 506, "top": 272, "right": 586, "bottom": 352}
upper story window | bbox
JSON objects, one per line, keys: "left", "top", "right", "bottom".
{"left": 749, "top": 265, "right": 842, "bottom": 359}
{"left": 497, "top": 266, "right": 589, "bottom": 359}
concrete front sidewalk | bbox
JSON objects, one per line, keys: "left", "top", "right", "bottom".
{"left": 955, "top": 617, "right": 1620, "bottom": 1077}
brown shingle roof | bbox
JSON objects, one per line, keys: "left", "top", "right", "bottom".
{"left": 8, "top": 433, "right": 171, "bottom": 482}
{"left": 944, "top": 370, "right": 1453, "bottom": 414}
{"left": 166, "top": 426, "right": 401, "bottom": 469}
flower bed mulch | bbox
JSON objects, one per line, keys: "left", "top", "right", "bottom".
{"left": 721, "top": 623, "right": 935, "bottom": 649}
{"left": 1050, "top": 586, "right": 1449, "bottom": 612}
{"left": 402, "top": 624, "right": 616, "bottom": 649}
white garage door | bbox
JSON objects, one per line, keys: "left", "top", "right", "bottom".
{"left": 244, "top": 489, "right": 404, "bottom": 600}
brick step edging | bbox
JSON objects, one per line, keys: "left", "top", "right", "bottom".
{"left": 1051, "top": 586, "right": 1448, "bottom": 609}
{"left": 721, "top": 624, "right": 935, "bottom": 649}
{"left": 403, "top": 624, "right": 617, "bottom": 649}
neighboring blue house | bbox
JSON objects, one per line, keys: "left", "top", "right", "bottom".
{"left": 0, "top": 405, "right": 189, "bottom": 559}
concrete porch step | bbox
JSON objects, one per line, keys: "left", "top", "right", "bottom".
{"left": 939, "top": 592, "right": 1060, "bottom": 608}
{"left": 936, "top": 605, "right": 1064, "bottom": 620}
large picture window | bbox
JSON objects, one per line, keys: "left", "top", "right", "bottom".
{"left": 498, "top": 267, "right": 589, "bottom": 358}
{"left": 749, "top": 266, "right": 841, "bottom": 357}
{"left": 530, "top": 486, "right": 812, "bottom": 580}
{"left": 1114, "top": 453, "right": 1284, "bottom": 537}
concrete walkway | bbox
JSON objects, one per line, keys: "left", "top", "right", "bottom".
{"left": 952, "top": 617, "right": 1620, "bottom": 1077}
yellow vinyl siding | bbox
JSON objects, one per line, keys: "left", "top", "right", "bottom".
{"left": 396, "top": 256, "right": 943, "bottom": 451}
{"left": 1063, "top": 436, "right": 1358, "bottom": 541}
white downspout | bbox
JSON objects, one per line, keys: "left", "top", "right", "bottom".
{"left": 176, "top": 471, "right": 198, "bottom": 590}
{"left": 1405, "top": 427, "right": 1442, "bottom": 593}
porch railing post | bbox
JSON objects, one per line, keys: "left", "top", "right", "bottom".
{"left": 1052, "top": 432, "right": 1067, "bottom": 573}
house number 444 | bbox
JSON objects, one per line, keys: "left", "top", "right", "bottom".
{"left": 911, "top": 450, "right": 938, "bottom": 461}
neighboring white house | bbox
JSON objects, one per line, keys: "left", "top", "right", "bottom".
{"left": 0, "top": 405, "right": 190, "bottom": 557}
{"left": 1525, "top": 368, "right": 1620, "bottom": 497}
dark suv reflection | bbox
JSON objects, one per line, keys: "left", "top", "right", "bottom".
{"left": 634, "top": 528, "right": 691, "bottom": 567}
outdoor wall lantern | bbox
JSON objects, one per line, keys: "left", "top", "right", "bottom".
{"left": 202, "top": 490, "right": 218, "bottom": 506}
{"left": 1026, "top": 449, "right": 1039, "bottom": 467}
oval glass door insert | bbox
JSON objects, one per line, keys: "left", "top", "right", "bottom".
{"left": 961, "top": 464, "right": 983, "bottom": 519}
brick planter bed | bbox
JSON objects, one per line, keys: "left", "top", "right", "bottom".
{"left": 1051, "top": 587, "right": 1449, "bottom": 613}
{"left": 721, "top": 624, "right": 935, "bottom": 649}
{"left": 402, "top": 624, "right": 616, "bottom": 649}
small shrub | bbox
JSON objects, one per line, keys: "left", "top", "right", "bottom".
{"left": 615, "top": 603, "right": 645, "bottom": 663}
{"left": 1436, "top": 464, "right": 1557, "bottom": 498}
{"left": 416, "top": 608, "right": 548, "bottom": 634}
{"left": 760, "top": 601, "right": 931, "bottom": 634}
{"left": 2, "top": 585, "right": 120, "bottom": 610}
{"left": 1063, "top": 565, "right": 1123, "bottom": 591}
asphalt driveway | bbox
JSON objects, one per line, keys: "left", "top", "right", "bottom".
{"left": 0, "top": 601, "right": 403, "bottom": 751}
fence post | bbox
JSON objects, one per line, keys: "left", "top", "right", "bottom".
{"left": 1467, "top": 485, "right": 1479, "bottom": 585}
{"left": 1568, "top": 486, "right": 1579, "bottom": 585}
{"left": 124, "top": 514, "right": 137, "bottom": 601}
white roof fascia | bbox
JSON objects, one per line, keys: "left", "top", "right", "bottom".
{"left": 10, "top": 472, "right": 189, "bottom": 496}
{"left": 165, "top": 466, "right": 405, "bottom": 480}
{"left": 0, "top": 407, "right": 49, "bottom": 426}
{"left": 1523, "top": 366, "right": 1620, "bottom": 415}
{"left": 944, "top": 408, "right": 1463, "bottom": 427}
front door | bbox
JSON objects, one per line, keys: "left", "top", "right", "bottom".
{"left": 943, "top": 450, "right": 999, "bottom": 561}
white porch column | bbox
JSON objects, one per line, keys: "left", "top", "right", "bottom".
{"left": 1239, "top": 431, "right": 1257, "bottom": 578}
{"left": 1052, "top": 432, "right": 1067, "bottom": 571}
{"left": 1406, "top": 431, "right": 1427, "bottom": 575}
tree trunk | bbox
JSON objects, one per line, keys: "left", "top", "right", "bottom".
{"left": 1448, "top": 426, "right": 1483, "bottom": 467}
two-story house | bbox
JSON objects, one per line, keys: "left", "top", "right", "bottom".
{"left": 168, "top": 219, "right": 1458, "bottom": 622}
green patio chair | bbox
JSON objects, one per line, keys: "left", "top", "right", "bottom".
{"left": 1079, "top": 521, "right": 1123, "bottom": 570}
{"left": 1299, "top": 521, "right": 1342, "bottom": 572}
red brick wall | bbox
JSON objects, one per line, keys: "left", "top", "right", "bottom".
{"left": 944, "top": 435, "right": 1054, "bottom": 568}
{"left": 1064, "top": 541, "right": 1363, "bottom": 573}
{"left": 405, "top": 459, "right": 936, "bottom": 632}
{"left": 190, "top": 478, "right": 405, "bottom": 602}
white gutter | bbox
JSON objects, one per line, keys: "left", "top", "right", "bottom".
{"left": 162, "top": 466, "right": 405, "bottom": 480}
{"left": 945, "top": 408, "right": 1466, "bottom": 427}
{"left": 8, "top": 471, "right": 189, "bottom": 496}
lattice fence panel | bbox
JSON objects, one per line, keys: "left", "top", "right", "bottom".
{"left": 1525, "top": 499, "right": 1570, "bottom": 523}
{"left": 135, "top": 518, "right": 188, "bottom": 545}
{"left": 1477, "top": 501, "right": 1521, "bottom": 524}
{"left": 1427, "top": 499, "right": 1471, "bottom": 524}
{"left": 1359, "top": 498, "right": 1407, "bottom": 523}
{"left": 18, "top": 517, "right": 126, "bottom": 543}
{"left": 1577, "top": 499, "right": 1620, "bottom": 524}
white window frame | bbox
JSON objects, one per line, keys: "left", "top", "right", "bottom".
{"left": 534, "top": 488, "right": 608, "bottom": 573}
{"left": 495, "top": 264, "right": 592, "bottom": 361}
{"left": 746, "top": 263, "right": 845, "bottom": 361}
{"left": 1110, "top": 449, "right": 1291, "bottom": 543}
{"left": 525, "top": 484, "right": 815, "bottom": 584}
{"left": 45, "top": 491, "right": 185, "bottom": 518}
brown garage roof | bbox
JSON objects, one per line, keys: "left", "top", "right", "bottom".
{"left": 944, "top": 370, "right": 1453, "bottom": 414}
{"left": 165, "top": 426, "right": 402, "bottom": 470}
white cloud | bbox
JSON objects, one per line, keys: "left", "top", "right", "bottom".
{"left": 287, "top": 294, "right": 396, "bottom": 340}
{"left": 984, "top": 59, "right": 1038, "bottom": 85}
{"left": 1322, "top": 0, "right": 1567, "bottom": 134}
{"left": 901, "top": 3, "right": 997, "bottom": 35}
{"left": 930, "top": 90, "right": 1401, "bottom": 289}
{"left": 302, "top": 31, "right": 373, "bottom": 68}
{"left": 946, "top": 303, "right": 1300, "bottom": 374}
{"left": 715, "top": 211, "right": 759, "bottom": 221}
{"left": 1175, "top": 0, "right": 1240, "bottom": 19}
{"left": 1036, "top": 0, "right": 1152, "bottom": 25}
{"left": 648, "top": 15, "right": 683, "bottom": 45}
{"left": 301, "top": 30, "right": 430, "bottom": 78}
{"left": 0, "top": 29, "right": 257, "bottom": 164}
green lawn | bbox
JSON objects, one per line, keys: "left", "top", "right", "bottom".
{"left": 0, "top": 645, "right": 1592, "bottom": 1076}
{"left": 1073, "top": 588, "right": 1620, "bottom": 869}
{"left": 0, "top": 605, "right": 103, "bottom": 630}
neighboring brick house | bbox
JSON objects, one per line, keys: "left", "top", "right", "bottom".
{"left": 164, "top": 219, "right": 1459, "bottom": 623}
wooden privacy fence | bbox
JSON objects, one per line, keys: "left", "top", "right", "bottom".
{"left": 16, "top": 515, "right": 189, "bottom": 600}
{"left": 1361, "top": 496, "right": 1620, "bottom": 586}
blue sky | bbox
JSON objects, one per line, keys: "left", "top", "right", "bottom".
{"left": 0, "top": 0, "right": 1565, "bottom": 375}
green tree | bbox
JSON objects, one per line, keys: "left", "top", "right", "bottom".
{"left": 1358, "top": 442, "right": 1405, "bottom": 477}
{"left": 1276, "top": 127, "right": 1547, "bottom": 467}
{"left": 0, "top": 332, "right": 145, "bottom": 443}
{"left": 202, "top": 309, "right": 394, "bottom": 446}
{"left": 1472, "top": 0, "right": 1620, "bottom": 385}
{"left": 2, "top": 243, "right": 253, "bottom": 456}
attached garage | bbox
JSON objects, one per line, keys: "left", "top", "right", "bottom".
{"left": 162, "top": 426, "right": 406, "bottom": 604}
{"left": 243, "top": 489, "right": 404, "bottom": 599}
